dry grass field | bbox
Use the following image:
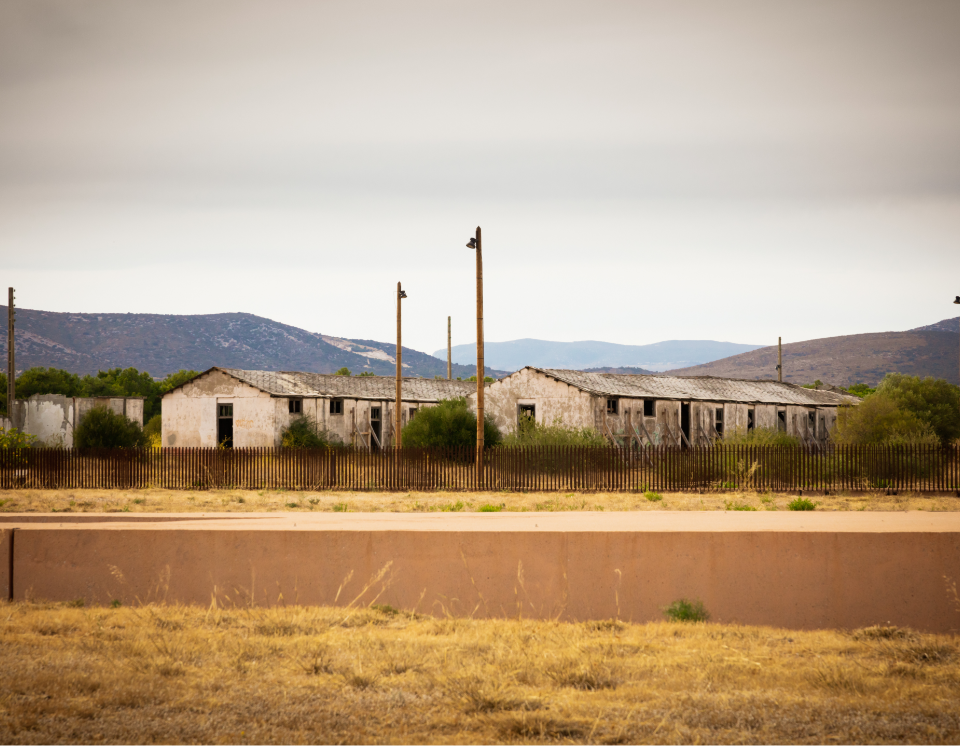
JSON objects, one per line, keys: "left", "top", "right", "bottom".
{"left": 2, "top": 487, "right": 959, "bottom": 514}
{"left": 1, "top": 601, "right": 959, "bottom": 744}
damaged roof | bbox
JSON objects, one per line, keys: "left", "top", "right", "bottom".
{"left": 519, "top": 368, "right": 859, "bottom": 406}
{"left": 167, "top": 367, "right": 478, "bottom": 402}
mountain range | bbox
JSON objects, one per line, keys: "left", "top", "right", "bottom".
{"left": 0, "top": 308, "right": 497, "bottom": 379}
{"left": 436, "top": 338, "right": 763, "bottom": 372}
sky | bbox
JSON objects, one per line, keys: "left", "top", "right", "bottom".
{"left": 1, "top": 0, "right": 959, "bottom": 356}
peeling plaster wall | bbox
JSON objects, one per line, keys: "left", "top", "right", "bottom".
{"left": 5, "top": 395, "right": 143, "bottom": 448}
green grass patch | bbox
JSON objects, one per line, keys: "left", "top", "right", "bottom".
{"left": 663, "top": 598, "right": 710, "bottom": 623}
{"left": 478, "top": 504, "right": 504, "bottom": 512}
{"left": 644, "top": 491, "right": 663, "bottom": 502}
{"left": 788, "top": 497, "right": 817, "bottom": 511}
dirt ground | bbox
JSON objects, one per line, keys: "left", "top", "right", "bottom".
{"left": 1, "top": 487, "right": 958, "bottom": 514}
{"left": 1, "top": 602, "right": 958, "bottom": 744}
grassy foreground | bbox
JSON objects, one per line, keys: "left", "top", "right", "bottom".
{"left": 2, "top": 487, "right": 959, "bottom": 514}
{"left": 1, "top": 603, "right": 958, "bottom": 744}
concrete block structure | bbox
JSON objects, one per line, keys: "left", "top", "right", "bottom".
{"left": 472, "top": 367, "right": 859, "bottom": 446}
{"left": 161, "top": 367, "right": 477, "bottom": 449}
{"left": 2, "top": 395, "right": 144, "bottom": 448}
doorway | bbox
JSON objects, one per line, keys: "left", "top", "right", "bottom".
{"left": 370, "top": 406, "right": 382, "bottom": 450}
{"left": 680, "top": 402, "right": 691, "bottom": 447}
{"left": 217, "top": 403, "right": 233, "bottom": 448}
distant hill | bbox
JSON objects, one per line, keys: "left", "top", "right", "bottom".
{"left": 665, "top": 318, "right": 960, "bottom": 386}
{"left": 0, "top": 307, "right": 500, "bottom": 379}
{"left": 435, "top": 338, "right": 763, "bottom": 372}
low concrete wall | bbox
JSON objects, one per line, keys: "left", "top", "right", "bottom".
{"left": 4, "top": 513, "right": 959, "bottom": 632}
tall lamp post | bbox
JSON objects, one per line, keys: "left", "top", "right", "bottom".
{"left": 467, "top": 228, "right": 483, "bottom": 486}
{"left": 396, "top": 283, "right": 407, "bottom": 448}
{"left": 954, "top": 297, "right": 960, "bottom": 429}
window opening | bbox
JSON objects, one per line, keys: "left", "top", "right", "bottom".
{"left": 409, "top": 407, "right": 418, "bottom": 420}
{"left": 643, "top": 399, "right": 655, "bottom": 418}
{"left": 747, "top": 408, "right": 755, "bottom": 431}
{"left": 330, "top": 399, "right": 343, "bottom": 415}
{"left": 217, "top": 403, "right": 234, "bottom": 448}
{"left": 777, "top": 409, "right": 787, "bottom": 432}
{"left": 715, "top": 408, "right": 724, "bottom": 437}
{"left": 518, "top": 403, "right": 536, "bottom": 430}
{"left": 606, "top": 398, "right": 619, "bottom": 415}
{"left": 288, "top": 398, "right": 302, "bottom": 414}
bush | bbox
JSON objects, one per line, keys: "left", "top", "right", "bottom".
{"left": 788, "top": 497, "right": 817, "bottom": 511}
{"left": 663, "top": 599, "right": 709, "bottom": 623}
{"left": 875, "top": 373, "right": 960, "bottom": 445}
{"left": 74, "top": 406, "right": 148, "bottom": 448}
{"left": 832, "top": 395, "right": 938, "bottom": 446}
{"left": 644, "top": 491, "right": 663, "bottom": 502}
{"left": 401, "top": 397, "right": 502, "bottom": 449}
{"left": 143, "top": 415, "right": 162, "bottom": 447}
{"left": 280, "top": 417, "right": 342, "bottom": 448}
{"left": 502, "top": 414, "right": 608, "bottom": 447}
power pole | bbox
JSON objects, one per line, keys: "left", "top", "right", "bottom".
{"left": 777, "top": 336, "right": 782, "bottom": 382}
{"left": 475, "top": 227, "right": 484, "bottom": 486}
{"left": 6, "top": 288, "right": 14, "bottom": 423}
{"left": 396, "top": 282, "right": 405, "bottom": 448}
{"left": 447, "top": 316, "right": 452, "bottom": 380}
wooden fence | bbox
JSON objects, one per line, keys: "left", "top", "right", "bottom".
{"left": 1, "top": 445, "right": 959, "bottom": 493}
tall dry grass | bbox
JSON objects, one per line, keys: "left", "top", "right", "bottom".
{"left": 1, "top": 601, "right": 958, "bottom": 744}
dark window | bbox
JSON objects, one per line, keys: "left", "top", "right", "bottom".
{"left": 606, "top": 398, "right": 618, "bottom": 415}
{"left": 777, "top": 409, "right": 787, "bottom": 432}
{"left": 715, "top": 408, "right": 724, "bottom": 436}
{"left": 518, "top": 403, "right": 536, "bottom": 427}
{"left": 330, "top": 399, "right": 343, "bottom": 415}
{"left": 288, "top": 399, "right": 302, "bottom": 414}
{"left": 370, "top": 407, "right": 381, "bottom": 421}
{"left": 217, "top": 403, "right": 233, "bottom": 448}
{"left": 643, "top": 399, "right": 655, "bottom": 418}
{"left": 747, "top": 408, "right": 755, "bottom": 431}
{"left": 409, "top": 407, "right": 418, "bottom": 420}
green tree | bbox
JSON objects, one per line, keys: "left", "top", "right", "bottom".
{"left": 401, "top": 397, "right": 502, "bottom": 449}
{"left": 16, "top": 367, "right": 83, "bottom": 398}
{"left": 874, "top": 373, "right": 960, "bottom": 445}
{"left": 80, "top": 368, "right": 163, "bottom": 421}
{"left": 159, "top": 370, "right": 200, "bottom": 393}
{"left": 335, "top": 367, "right": 352, "bottom": 376}
{"left": 358, "top": 371, "right": 376, "bottom": 377}
{"left": 143, "top": 414, "right": 162, "bottom": 447}
{"left": 845, "top": 383, "right": 876, "bottom": 398}
{"left": 832, "top": 395, "right": 938, "bottom": 446}
{"left": 74, "top": 406, "right": 148, "bottom": 448}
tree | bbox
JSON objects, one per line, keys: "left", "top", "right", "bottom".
{"left": 159, "top": 370, "right": 200, "bottom": 393}
{"left": 335, "top": 367, "right": 352, "bottom": 376}
{"left": 16, "top": 367, "right": 83, "bottom": 399}
{"left": 143, "top": 414, "right": 162, "bottom": 447}
{"left": 401, "top": 397, "right": 502, "bottom": 449}
{"left": 874, "top": 373, "right": 960, "bottom": 445}
{"left": 74, "top": 406, "right": 148, "bottom": 448}
{"left": 80, "top": 368, "right": 162, "bottom": 420}
{"left": 832, "top": 395, "right": 938, "bottom": 446}
{"left": 358, "top": 371, "right": 376, "bottom": 377}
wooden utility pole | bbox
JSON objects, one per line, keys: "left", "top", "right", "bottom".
{"left": 475, "top": 227, "right": 484, "bottom": 486}
{"left": 777, "top": 337, "right": 782, "bottom": 382}
{"left": 7, "top": 288, "right": 14, "bottom": 423}
{"left": 396, "top": 282, "right": 404, "bottom": 448}
{"left": 447, "top": 316, "right": 452, "bottom": 380}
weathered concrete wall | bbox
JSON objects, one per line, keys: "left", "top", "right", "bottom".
{"left": 4, "top": 395, "right": 143, "bottom": 448}
{"left": 4, "top": 512, "right": 959, "bottom": 633}
{"left": 477, "top": 367, "right": 598, "bottom": 435}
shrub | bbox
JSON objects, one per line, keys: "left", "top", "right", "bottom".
{"left": 663, "top": 599, "right": 709, "bottom": 622}
{"left": 725, "top": 501, "right": 757, "bottom": 511}
{"left": 280, "top": 417, "right": 342, "bottom": 449}
{"left": 335, "top": 368, "right": 352, "bottom": 376}
{"left": 788, "top": 497, "right": 816, "bottom": 511}
{"left": 502, "top": 414, "right": 607, "bottom": 447}
{"left": 0, "top": 427, "right": 37, "bottom": 450}
{"left": 74, "top": 406, "right": 148, "bottom": 448}
{"left": 832, "top": 394, "right": 939, "bottom": 446}
{"left": 143, "top": 414, "right": 162, "bottom": 447}
{"left": 401, "top": 397, "right": 502, "bottom": 449}
{"left": 478, "top": 504, "right": 504, "bottom": 512}
{"left": 874, "top": 373, "right": 960, "bottom": 445}
{"left": 644, "top": 491, "right": 663, "bottom": 502}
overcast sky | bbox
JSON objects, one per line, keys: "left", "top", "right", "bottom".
{"left": 1, "top": 0, "right": 958, "bottom": 355}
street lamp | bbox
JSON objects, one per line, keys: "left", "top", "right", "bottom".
{"left": 954, "top": 297, "right": 960, "bottom": 415}
{"left": 396, "top": 283, "right": 407, "bottom": 448}
{"left": 467, "top": 227, "right": 484, "bottom": 486}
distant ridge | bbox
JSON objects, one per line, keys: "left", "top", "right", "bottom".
{"left": 436, "top": 338, "right": 763, "bottom": 372}
{"left": 0, "top": 307, "right": 503, "bottom": 379}
{"left": 665, "top": 318, "right": 960, "bottom": 386}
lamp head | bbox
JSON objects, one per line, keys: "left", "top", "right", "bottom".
{"left": 954, "top": 296, "right": 960, "bottom": 305}
{"left": 399, "top": 290, "right": 407, "bottom": 299}
{"left": 466, "top": 237, "right": 477, "bottom": 249}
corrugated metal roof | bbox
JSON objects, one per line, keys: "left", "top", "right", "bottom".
{"left": 527, "top": 368, "right": 858, "bottom": 406}
{"left": 206, "top": 367, "right": 477, "bottom": 402}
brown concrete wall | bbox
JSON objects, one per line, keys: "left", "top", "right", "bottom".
{"left": 7, "top": 513, "right": 960, "bottom": 632}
